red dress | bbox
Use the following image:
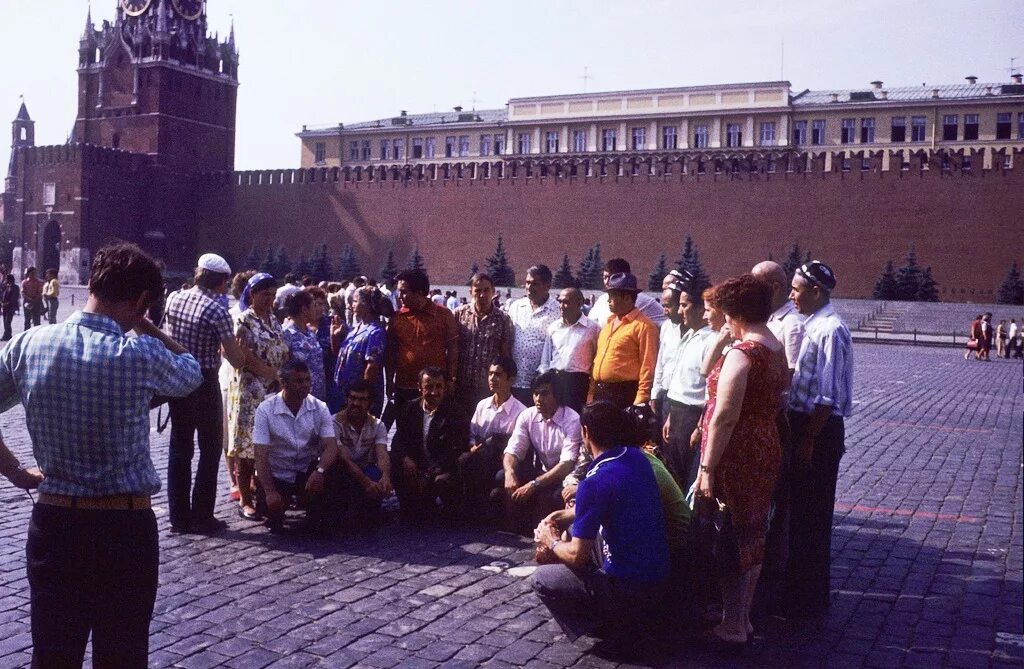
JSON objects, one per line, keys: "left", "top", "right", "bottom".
{"left": 701, "top": 339, "right": 788, "bottom": 570}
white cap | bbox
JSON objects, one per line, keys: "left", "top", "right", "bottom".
{"left": 197, "top": 253, "right": 231, "bottom": 275}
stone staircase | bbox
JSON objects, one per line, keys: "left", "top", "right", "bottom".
{"left": 859, "top": 303, "right": 906, "bottom": 332}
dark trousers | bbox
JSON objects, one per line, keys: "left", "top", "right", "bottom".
{"left": 336, "top": 464, "right": 385, "bottom": 527}
{"left": 28, "top": 504, "right": 158, "bottom": 669}
{"left": 532, "top": 564, "right": 667, "bottom": 642}
{"left": 255, "top": 463, "right": 340, "bottom": 530}
{"left": 554, "top": 371, "right": 590, "bottom": 414}
{"left": 458, "top": 434, "right": 510, "bottom": 522}
{"left": 381, "top": 387, "right": 421, "bottom": 429}
{"left": 663, "top": 399, "right": 703, "bottom": 494}
{"left": 391, "top": 457, "right": 462, "bottom": 524}
{"left": 592, "top": 380, "right": 639, "bottom": 410}
{"left": 2, "top": 311, "right": 14, "bottom": 340}
{"left": 167, "top": 371, "right": 223, "bottom": 528}
{"left": 24, "top": 300, "right": 41, "bottom": 331}
{"left": 786, "top": 410, "right": 845, "bottom": 617}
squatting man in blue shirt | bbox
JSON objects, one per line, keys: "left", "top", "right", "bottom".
{"left": 0, "top": 242, "right": 203, "bottom": 668}
{"left": 531, "top": 400, "right": 670, "bottom": 650}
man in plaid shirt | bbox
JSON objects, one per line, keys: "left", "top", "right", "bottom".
{"left": 162, "top": 253, "right": 245, "bottom": 534}
{"left": 0, "top": 242, "right": 202, "bottom": 668}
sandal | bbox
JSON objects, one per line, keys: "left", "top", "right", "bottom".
{"left": 237, "top": 505, "right": 260, "bottom": 521}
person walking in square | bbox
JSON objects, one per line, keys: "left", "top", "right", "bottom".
{"left": 0, "top": 274, "right": 19, "bottom": 341}
{"left": 42, "top": 268, "right": 60, "bottom": 324}
{"left": 21, "top": 266, "right": 43, "bottom": 331}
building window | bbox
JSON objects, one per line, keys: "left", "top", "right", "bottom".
{"left": 759, "top": 121, "right": 776, "bottom": 146}
{"left": 693, "top": 124, "right": 709, "bottom": 149}
{"left": 811, "top": 119, "right": 825, "bottom": 145}
{"left": 445, "top": 136, "right": 455, "bottom": 158}
{"left": 383, "top": 140, "right": 394, "bottom": 160}
{"left": 1019, "top": 112, "right": 1024, "bottom": 139}
{"left": 424, "top": 137, "right": 436, "bottom": 158}
{"left": 911, "top": 116, "right": 927, "bottom": 142}
{"left": 410, "top": 138, "right": 422, "bottom": 159}
{"left": 517, "top": 133, "right": 531, "bottom": 154}
{"left": 349, "top": 141, "right": 359, "bottom": 160}
{"left": 662, "top": 126, "right": 677, "bottom": 149}
{"left": 601, "top": 129, "right": 617, "bottom": 151}
{"left": 479, "top": 134, "right": 492, "bottom": 156}
{"left": 631, "top": 127, "right": 646, "bottom": 150}
{"left": 1004, "top": 153, "right": 1013, "bottom": 169}
{"left": 793, "top": 120, "right": 807, "bottom": 145}
{"left": 314, "top": 142, "right": 326, "bottom": 163}
{"left": 392, "top": 139, "right": 403, "bottom": 159}
{"left": 841, "top": 119, "right": 855, "bottom": 144}
{"left": 890, "top": 117, "right": 906, "bottom": 142}
{"left": 494, "top": 134, "right": 505, "bottom": 155}
{"left": 458, "top": 135, "right": 470, "bottom": 157}
{"left": 361, "top": 140, "right": 371, "bottom": 160}
{"left": 726, "top": 123, "right": 742, "bottom": 147}
{"left": 962, "top": 155, "right": 972, "bottom": 170}
{"left": 572, "top": 130, "right": 587, "bottom": 152}
{"left": 861, "top": 156, "right": 871, "bottom": 171}
{"left": 858, "top": 118, "right": 874, "bottom": 144}
{"left": 545, "top": 131, "right": 559, "bottom": 153}
{"left": 996, "top": 112, "right": 1012, "bottom": 140}
{"left": 841, "top": 157, "right": 851, "bottom": 172}
{"left": 942, "top": 115, "right": 958, "bottom": 141}
{"left": 964, "top": 114, "right": 979, "bottom": 140}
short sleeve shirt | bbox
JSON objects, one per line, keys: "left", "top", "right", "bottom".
{"left": 507, "top": 295, "right": 560, "bottom": 389}
{"left": 164, "top": 286, "right": 234, "bottom": 370}
{"left": 253, "top": 393, "right": 335, "bottom": 483}
{"left": 388, "top": 302, "right": 458, "bottom": 390}
{"left": 333, "top": 411, "right": 388, "bottom": 469}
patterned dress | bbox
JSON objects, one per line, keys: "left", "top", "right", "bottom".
{"left": 335, "top": 320, "right": 386, "bottom": 417}
{"left": 283, "top": 322, "right": 326, "bottom": 401}
{"left": 227, "top": 309, "right": 289, "bottom": 459}
{"left": 701, "top": 339, "right": 788, "bottom": 570}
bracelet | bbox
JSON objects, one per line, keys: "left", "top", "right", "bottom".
{"left": 699, "top": 463, "right": 711, "bottom": 473}
{"left": 531, "top": 479, "right": 540, "bottom": 489}
{"left": 549, "top": 539, "right": 560, "bottom": 552}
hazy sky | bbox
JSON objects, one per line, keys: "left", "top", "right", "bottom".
{"left": 1, "top": 0, "right": 1021, "bottom": 172}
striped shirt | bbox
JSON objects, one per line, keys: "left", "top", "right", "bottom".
{"left": 789, "top": 303, "right": 853, "bottom": 417}
{"left": 164, "top": 286, "right": 234, "bottom": 370}
{"left": 0, "top": 311, "right": 202, "bottom": 496}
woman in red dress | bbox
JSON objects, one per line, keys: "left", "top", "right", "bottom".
{"left": 696, "top": 274, "right": 788, "bottom": 644}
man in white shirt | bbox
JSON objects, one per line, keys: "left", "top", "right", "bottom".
{"left": 502, "top": 370, "right": 582, "bottom": 534}
{"left": 586, "top": 258, "right": 666, "bottom": 327}
{"left": 538, "top": 287, "right": 600, "bottom": 413}
{"left": 660, "top": 281, "right": 715, "bottom": 492}
{"left": 507, "top": 265, "right": 561, "bottom": 406}
{"left": 253, "top": 360, "right": 340, "bottom": 534}
{"left": 752, "top": 261, "right": 805, "bottom": 372}
{"left": 458, "top": 356, "right": 528, "bottom": 523}
{"left": 333, "top": 380, "right": 392, "bottom": 529}
{"left": 274, "top": 273, "right": 302, "bottom": 320}
{"left": 1007, "top": 318, "right": 1019, "bottom": 358}
{"left": 652, "top": 284, "right": 684, "bottom": 428}
{"left": 446, "top": 291, "right": 460, "bottom": 311}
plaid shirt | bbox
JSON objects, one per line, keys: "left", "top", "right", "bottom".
{"left": 163, "top": 286, "right": 234, "bottom": 370}
{"left": 789, "top": 303, "right": 853, "bottom": 417}
{"left": 0, "top": 311, "right": 202, "bottom": 496}
{"left": 453, "top": 304, "right": 514, "bottom": 397}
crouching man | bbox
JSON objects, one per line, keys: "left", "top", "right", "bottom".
{"left": 333, "top": 380, "right": 392, "bottom": 529}
{"left": 254, "top": 360, "right": 340, "bottom": 533}
{"left": 532, "top": 401, "right": 670, "bottom": 649}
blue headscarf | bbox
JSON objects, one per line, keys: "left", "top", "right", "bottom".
{"left": 240, "top": 272, "right": 275, "bottom": 312}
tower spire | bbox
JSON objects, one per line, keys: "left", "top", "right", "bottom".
{"left": 82, "top": 3, "right": 94, "bottom": 40}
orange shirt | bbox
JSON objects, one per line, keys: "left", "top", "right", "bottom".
{"left": 592, "top": 308, "right": 659, "bottom": 403}
{"left": 388, "top": 301, "right": 459, "bottom": 390}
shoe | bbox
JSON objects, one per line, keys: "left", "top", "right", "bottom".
{"left": 229, "top": 487, "right": 240, "bottom": 502}
{"left": 190, "top": 518, "right": 227, "bottom": 534}
{"left": 168, "top": 523, "right": 190, "bottom": 535}
{"left": 237, "top": 506, "right": 261, "bottom": 521}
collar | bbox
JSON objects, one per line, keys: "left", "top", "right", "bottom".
{"left": 272, "top": 393, "right": 317, "bottom": 416}
{"left": 489, "top": 394, "right": 516, "bottom": 413}
{"left": 769, "top": 302, "right": 795, "bottom": 321}
{"left": 67, "top": 311, "right": 125, "bottom": 336}
{"left": 803, "top": 302, "right": 836, "bottom": 326}
{"left": 335, "top": 411, "right": 376, "bottom": 432}
{"left": 560, "top": 315, "right": 587, "bottom": 328}
{"left": 586, "top": 445, "right": 629, "bottom": 476}
{"left": 532, "top": 405, "right": 564, "bottom": 424}
{"left": 610, "top": 307, "right": 642, "bottom": 326}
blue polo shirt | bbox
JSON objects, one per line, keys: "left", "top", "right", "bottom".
{"left": 571, "top": 446, "right": 670, "bottom": 582}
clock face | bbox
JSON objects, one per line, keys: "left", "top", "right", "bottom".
{"left": 172, "top": 0, "right": 203, "bottom": 20}
{"left": 120, "top": 0, "right": 152, "bottom": 17}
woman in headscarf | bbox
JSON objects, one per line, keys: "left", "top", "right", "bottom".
{"left": 227, "top": 273, "right": 289, "bottom": 520}
{"left": 332, "top": 286, "right": 391, "bottom": 417}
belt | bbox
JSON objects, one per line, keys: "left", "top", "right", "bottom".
{"left": 593, "top": 380, "right": 637, "bottom": 388}
{"left": 38, "top": 493, "right": 151, "bottom": 511}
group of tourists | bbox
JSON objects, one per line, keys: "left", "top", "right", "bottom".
{"left": 977, "top": 314, "right": 1024, "bottom": 360}
{"left": 0, "top": 264, "right": 60, "bottom": 340}
{"left": 0, "top": 240, "right": 854, "bottom": 664}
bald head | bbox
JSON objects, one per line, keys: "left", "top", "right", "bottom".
{"left": 752, "top": 260, "right": 789, "bottom": 310}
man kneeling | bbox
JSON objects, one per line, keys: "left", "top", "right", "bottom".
{"left": 254, "top": 360, "right": 340, "bottom": 533}
{"left": 333, "top": 380, "right": 392, "bottom": 530}
{"left": 532, "top": 401, "right": 670, "bottom": 647}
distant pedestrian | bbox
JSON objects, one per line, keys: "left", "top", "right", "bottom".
{"left": 0, "top": 275, "right": 18, "bottom": 340}
{"left": 978, "top": 313, "right": 993, "bottom": 361}
{"left": 966, "top": 314, "right": 982, "bottom": 360}
{"left": 21, "top": 266, "right": 43, "bottom": 331}
{"left": 1007, "top": 319, "right": 1019, "bottom": 358}
{"left": 42, "top": 268, "right": 60, "bottom": 324}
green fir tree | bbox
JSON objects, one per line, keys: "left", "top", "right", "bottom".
{"left": 338, "top": 245, "right": 362, "bottom": 280}
{"left": 379, "top": 250, "right": 399, "bottom": 286}
{"left": 406, "top": 245, "right": 426, "bottom": 272}
{"left": 260, "top": 246, "right": 275, "bottom": 275}
{"left": 782, "top": 243, "right": 806, "bottom": 283}
{"left": 485, "top": 235, "right": 516, "bottom": 287}
{"left": 293, "top": 253, "right": 312, "bottom": 279}
{"left": 467, "top": 261, "right": 480, "bottom": 284}
{"left": 647, "top": 254, "right": 668, "bottom": 291}
{"left": 309, "top": 243, "right": 333, "bottom": 282}
{"left": 271, "top": 246, "right": 292, "bottom": 279}
{"left": 895, "top": 249, "right": 922, "bottom": 301}
{"left": 676, "top": 236, "right": 711, "bottom": 294}
{"left": 872, "top": 260, "right": 897, "bottom": 300}
{"left": 996, "top": 262, "right": 1024, "bottom": 305}
{"left": 552, "top": 253, "right": 576, "bottom": 289}
{"left": 244, "top": 246, "right": 262, "bottom": 271}
{"left": 916, "top": 267, "right": 939, "bottom": 302}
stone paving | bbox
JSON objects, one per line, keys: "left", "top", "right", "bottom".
{"left": 0, "top": 344, "right": 1021, "bottom": 668}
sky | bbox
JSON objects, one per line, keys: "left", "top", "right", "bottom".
{"left": 1, "top": 0, "right": 1022, "bottom": 172}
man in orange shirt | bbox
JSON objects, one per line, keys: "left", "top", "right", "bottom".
{"left": 590, "top": 273, "right": 659, "bottom": 410}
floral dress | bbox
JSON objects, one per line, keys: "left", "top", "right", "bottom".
{"left": 700, "top": 339, "right": 788, "bottom": 570}
{"left": 335, "top": 320, "right": 386, "bottom": 417}
{"left": 227, "top": 309, "right": 289, "bottom": 459}
{"left": 283, "top": 322, "right": 326, "bottom": 401}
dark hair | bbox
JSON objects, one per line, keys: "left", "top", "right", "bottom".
{"left": 284, "top": 290, "right": 314, "bottom": 317}
{"left": 347, "top": 379, "right": 374, "bottom": 397}
{"left": 531, "top": 369, "right": 560, "bottom": 402}
{"left": 580, "top": 401, "right": 629, "bottom": 449}
{"left": 194, "top": 267, "right": 229, "bottom": 290}
{"left": 605, "top": 258, "right": 631, "bottom": 274}
{"left": 396, "top": 269, "right": 430, "bottom": 295}
{"left": 713, "top": 274, "right": 773, "bottom": 324}
{"left": 470, "top": 272, "right": 494, "bottom": 289}
{"left": 4, "top": 274, "right": 13, "bottom": 284}
{"left": 304, "top": 285, "right": 327, "bottom": 301}
{"left": 88, "top": 242, "right": 163, "bottom": 304}
{"left": 418, "top": 366, "right": 447, "bottom": 384}
{"left": 284, "top": 273, "right": 297, "bottom": 284}
{"left": 230, "top": 270, "right": 256, "bottom": 299}
{"left": 526, "top": 264, "right": 552, "bottom": 285}
{"left": 679, "top": 283, "right": 705, "bottom": 309}
{"left": 488, "top": 354, "right": 518, "bottom": 379}
{"left": 280, "top": 359, "right": 310, "bottom": 378}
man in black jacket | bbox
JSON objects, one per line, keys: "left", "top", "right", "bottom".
{"left": 390, "top": 367, "right": 471, "bottom": 523}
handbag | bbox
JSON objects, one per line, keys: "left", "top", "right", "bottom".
{"left": 692, "top": 495, "right": 741, "bottom": 575}
{"left": 966, "top": 338, "right": 979, "bottom": 350}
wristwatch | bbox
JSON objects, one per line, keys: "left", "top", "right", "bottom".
{"left": 315, "top": 466, "right": 326, "bottom": 475}
{"left": 531, "top": 479, "right": 540, "bottom": 489}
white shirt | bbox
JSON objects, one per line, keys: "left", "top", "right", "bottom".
{"left": 274, "top": 284, "right": 301, "bottom": 310}
{"left": 790, "top": 303, "right": 854, "bottom": 417}
{"left": 431, "top": 294, "right": 446, "bottom": 306}
{"left": 446, "top": 296, "right": 459, "bottom": 311}
{"left": 587, "top": 292, "right": 666, "bottom": 328}
{"left": 666, "top": 326, "right": 715, "bottom": 406}
{"left": 505, "top": 405, "right": 582, "bottom": 472}
{"left": 1009, "top": 322, "right": 1019, "bottom": 340}
{"left": 652, "top": 319, "right": 682, "bottom": 398}
{"left": 507, "top": 295, "right": 561, "bottom": 389}
{"left": 253, "top": 394, "right": 335, "bottom": 484}
{"left": 470, "top": 394, "right": 528, "bottom": 445}
{"left": 539, "top": 316, "right": 601, "bottom": 374}
{"left": 767, "top": 302, "right": 805, "bottom": 370}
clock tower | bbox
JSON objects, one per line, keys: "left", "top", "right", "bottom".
{"left": 74, "top": 0, "right": 239, "bottom": 173}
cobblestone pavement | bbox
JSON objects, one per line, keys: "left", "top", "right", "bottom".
{"left": 0, "top": 344, "right": 1021, "bottom": 668}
